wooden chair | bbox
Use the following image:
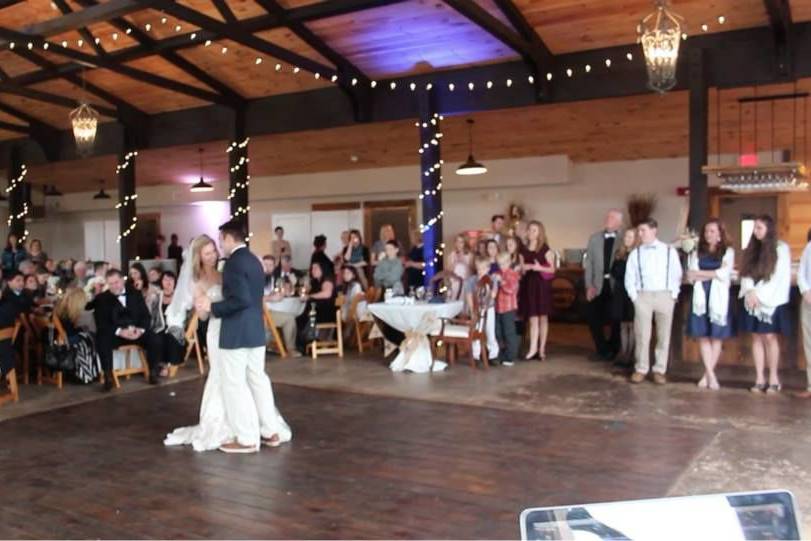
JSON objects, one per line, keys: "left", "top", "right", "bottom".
{"left": 14, "top": 314, "right": 35, "bottom": 384}
{"left": 308, "top": 296, "right": 344, "bottom": 359}
{"left": 366, "top": 286, "right": 381, "bottom": 304}
{"left": 430, "top": 276, "right": 492, "bottom": 370}
{"left": 263, "top": 307, "right": 288, "bottom": 358}
{"left": 178, "top": 313, "right": 206, "bottom": 376}
{"left": 429, "top": 271, "right": 464, "bottom": 301}
{"left": 106, "top": 345, "right": 150, "bottom": 389}
{"left": 349, "top": 293, "right": 377, "bottom": 353}
{"left": 0, "top": 325, "right": 19, "bottom": 406}
{"left": 37, "top": 314, "right": 66, "bottom": 390}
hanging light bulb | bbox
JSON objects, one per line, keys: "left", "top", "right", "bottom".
{"left": 190, "top": 148, "right": 214, "bottom": 192}
{"left": 92, "top": 180, "right": 111, "bottom": 200}
{"left": 456, "top": 119, "right": 487, "bottom": 176}
{"left": 638, "top": 0, "right": 685, "bottom": 93}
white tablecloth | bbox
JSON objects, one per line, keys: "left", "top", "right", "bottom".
{"left": 368, "top": 300, "right": 463, "bottom": 373}
{"left": 267, "top": 297, "right": 306, "bottom": 316}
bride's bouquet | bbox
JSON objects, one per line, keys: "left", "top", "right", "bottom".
{"left": 675, "top": 228, "right": 699, "bottom": 254}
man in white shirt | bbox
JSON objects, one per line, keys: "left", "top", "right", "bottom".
{"left": 797, "top": 232, "right": 811, "bottom": 398}
{"left": 624, "top": 218, "right": 683, "bottom": 384}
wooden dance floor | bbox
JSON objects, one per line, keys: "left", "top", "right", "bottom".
{"left": 0, "top": 381, "right": 715, "bottom": 539}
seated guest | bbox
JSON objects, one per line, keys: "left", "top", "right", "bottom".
{"left": 24, "top": 275, "right": 45, "bottom": 305}
{"left": 18, "top": 259, "right": 35, "bottom": 277}
{"left": 0, "top": 271, "right": 33, "bottom": 381}
{"left": 738, "top": 214, "right": 791, "bottom": 394}
{"left": 297, "top": 262, "right": 337, "bottom": 348}
{"left": 404, "top": 230, "right": 426, "bottom": 291}
{"left": 2, "top": 233, "right": 28, "bottom": 274}
{"left": 333, "top": 230, "right": 350, "bottom": 266}
{"left": 494, "top": 252, "right": 519, "bottom": 366}
{"left": 129, "top": 263, "right": 162, "bottom": 323}
{"left": 340, "top": 265, "right": 367, "bottom": 323}
{"left": 262, "top": 255, "right": 278, "bottom": 294}
{"left": 686, "top": 219, "right": 735, "bottom": 390}
{"left": 93, "top": 269, "right": 160, "bottom": 391}
{"left": 155, "top": 271, "right": 184, "bottom": 374}
{"left": 27, "top": 239, "right": 47, "bottom": 266}
{"left": 44, "top": 258, "right": 57, "bottom": 275}
{"left": 342, "top": 229, "right": 370, "bottom": 277}
{"left": 485, "top": 239, "right": 500, "bottom": 274}
{"left": 610, "top": 229, "right": 637, "bottom": 368}
{"left": 53, "top": 287, "right": 100, "bottom": 384}
{"left": 462, "top": 257, "right": 500, "bottom": 364}
{"left": 264, "top": 286, "right": 302, "bottom": 358}
{"left": 371, "top": 224, "right": 396, "bottom": 264}
{"left": 271, "top": 226, "right": 292, "bottom": 260}
{"left": 34, "top": 266, "right": 53, "bottom": 299}
{"left": 274, "top": 255, "right": 304, "bottom": 291}
{"left": 311, "top": 234, "right": 334, "bottom": 278}
{"left": 373, "top": 241, "right": 404, "bottom": 295}
{"left": 72, "top": 260, "right": 89, "bottom": 288}
{"left": 624, "top": 218, "right": 682, "bottom": 384}
{"left": 148, "top": 266, "right": 162, "bottom": 287}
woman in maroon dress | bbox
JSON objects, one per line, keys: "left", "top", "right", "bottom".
{"left": 519, "top": 220, "right": 556, "bottom": 360}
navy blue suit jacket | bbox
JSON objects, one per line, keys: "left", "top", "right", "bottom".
{"left": 212, "top": 246, "right": 266, "bottom": 349}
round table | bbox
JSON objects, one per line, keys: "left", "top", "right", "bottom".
{"left": 267, "top": 297, "right": 306, "bottom": 316}
{"left": 368, "top": 300, "right": 464, "bottom": 373}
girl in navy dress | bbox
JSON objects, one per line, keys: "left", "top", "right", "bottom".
{"left": 738, "top": 215, "right": 792, "bottom": 394}
{"left": 686, "top": 219, "right": 735, "bottom": 390}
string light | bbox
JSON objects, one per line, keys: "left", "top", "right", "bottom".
{"left": 605, "top": 58, "right": 612, "bottom": 67}
{"left": 626, "top": 52, "right": 633, "bottom": 61}
{"left": 585, "top": 64, "right": 591, "bottom": 73}
{"left": 227, "top": 138, "right": 251, "bottom": 227}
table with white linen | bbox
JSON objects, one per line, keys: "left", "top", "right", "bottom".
{"left": 368, "top": 300, "right": 464, "bottom": 373}
{"left": 266, "top": 296, "right": 306, "bottom": 316}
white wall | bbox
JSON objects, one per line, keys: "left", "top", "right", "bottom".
{"left": 8, "top": 155, "right": 690, "bottom": 261}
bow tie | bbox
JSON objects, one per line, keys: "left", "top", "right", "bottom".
{"left": 117, "top": 293, "right": 126, "bottom": 299}
{"left": 604, "top": 232, "right": 616, "bottom": 239}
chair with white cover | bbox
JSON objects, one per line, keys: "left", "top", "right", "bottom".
{"left": 430, "top": 276, "right": 492, "bottom": 369}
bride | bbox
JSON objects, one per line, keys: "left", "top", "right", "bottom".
{"left": 163, "top": 235, "right": 292, "bottom": 452}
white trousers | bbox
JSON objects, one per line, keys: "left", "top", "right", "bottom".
{"left": 220, "top": 346, "right": 280, "bottom": 447}
{"left": 633, "top": 291, "right": 675, "bottom": 375}
{"left": 472, "top": 307, "right": 500, "bottom": 361}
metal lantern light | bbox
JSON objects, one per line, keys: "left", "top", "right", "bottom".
{"left": 70, "top": 102, "right": 99, "bottom": 156}
{"left": 638, "top": 0, "right": 684, "bottom": 94}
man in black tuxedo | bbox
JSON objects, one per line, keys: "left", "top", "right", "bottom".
{"left": 272, "top": 255, "right": 304, "bottom": 287}
{"left": 0, "top": 271, "right": 33, "bottom": 378}
{"left": 93, "top": 268, "right": 160, "bottom": 391}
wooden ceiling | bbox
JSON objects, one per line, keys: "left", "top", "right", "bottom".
{"left": 17, "top": 76, "right": 810, "bottom": 193}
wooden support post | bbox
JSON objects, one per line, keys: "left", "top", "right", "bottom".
{"left": 6, "top": 144, "right": 27, "bottom": 241}
{"left": 417, "top": 90, "right": 444, "bottom": 286}
{"left": 688, "top": 48, "right": 709, "bottom": 230}
{"left": 116, "top": 147, "right": 137, "bottom": 268}
{"left": 228, "top": 108, "right": 250, "bottom": 236}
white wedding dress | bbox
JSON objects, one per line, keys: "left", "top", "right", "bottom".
{"left": 163, "top": 283, "right": 292, "bottom": 452}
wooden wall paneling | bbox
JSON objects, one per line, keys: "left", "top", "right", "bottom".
{"left": 176, "top": 38, "right": 331, "bottom": 98}
{"left": 794, "top": 0, "right": 811, "bottom": 22}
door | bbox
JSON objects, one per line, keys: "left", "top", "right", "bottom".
{"left": 271, "top": 213, "right": 311, "bottom": 270}
{"left": 133, "top": 213, "right": 161, "bottom": 259}
{"left": 718, "top": 195, "right": 778, "bottom": 265}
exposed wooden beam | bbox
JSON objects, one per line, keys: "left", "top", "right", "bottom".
{"left": 0, "top": 100, "right": 49, "bottom": 127}
{"left": 155, "top": 2, "right": 338, "bottom": 78}
{"left": 0, "top": 80, "right": 117, "bottom": 117}
{"left": 0, "top": 120, "right": 28, "bottom": 134}
{"left": 211, "top": 0, "right": 238, "bottom": 24}
{"left": 0, "top": 0, "right": 24, "bottom": 9}
{"left": 0, "top": 26, "right": 233, "bottom": 106}
{"left": 490, "top": 0, "right": 553, "bottom": 61}
{"left": 764, "top": 0, "right": 794, "bottom": 75}
{"left": 51, "top": 0, "right": 107, "bottom": 57}
{"left": 17, "top": 0, "right": 161, "bottom": 38}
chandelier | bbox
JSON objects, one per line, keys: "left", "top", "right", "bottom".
{"left": 70, "top": 102, "right": 99, "bottom": 156}
{"left": 638, "top": 0, "right": 684, "bottom": 94}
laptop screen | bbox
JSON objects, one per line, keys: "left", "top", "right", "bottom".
{"left": 520, "top": 490, "right": 800, "bottom": 541}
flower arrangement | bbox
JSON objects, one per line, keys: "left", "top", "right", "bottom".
{"left": 627, "top": 193, "right": 657, "bottom": 227}
{"left": 676, "top": 228, "right": 700, "bottom": 254}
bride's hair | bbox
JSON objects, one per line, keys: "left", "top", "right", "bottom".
{"left": 191, "top": 234, "right": 218, "bottom": 281}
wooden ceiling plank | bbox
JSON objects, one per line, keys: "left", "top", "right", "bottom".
{"left": 0, "top": 80, "right": 116, "bottom": 117}
{"left": 14, "top": 0, "right": 162, "bottom": 38}
{"left": 0, "top": 0, "right": 24, "bottom": 9}
{"left": 51, "top": 0, "right": 107, "bottom": 57}
{"left": 211, "top": 0, "right": 239, "bottom": 23}
{"left": 490, "top": 0, "right": 552, "bottom": 60}
{"left": 0, "top": 119, "right": 27, "bottom": 133}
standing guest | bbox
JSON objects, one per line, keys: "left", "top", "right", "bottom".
{"left": 448, "top": 234, "right": 473, "bottom": 281}
{"left": 271, "top": 226, "right": 292, "bottom": 260}
{"left": 262, "top": 255, "right": 278, "bottom": 294}
{"left": 463, "top": 257, "right": 500, "bottom": 364}
{"left": 610, "top": 229, "right": 637, "bottom": 368}
{"left": 54, "top": 287, "right": 100, "bottom": 384}
{"left": 44, "top": 258, "right": 57, "bottom": 275}
{"left": 494, "top": 252, "right": 520, "bottom": 366}
{"left": 155, "top": 235, "right": 166, "bottom": 259}
{"left": 0, "top": 271, "right": 33, "bottom": 381}
{"left": 476, "top": 239, "right": 488, "bottom": 258}
{"left": 72, "top": 260, "right": 89, "bottom": 288}
{"left": 519, "top": 221, "right": 556, "bottom": 361}
{"left": 489, "top": 215, "right": 507, "bottom": 248}
{"left": 2, "top": 233, "right": 28, "bottom": 274}
{"left": 374, "top": 241, "right": 404, "bottom": 294}
{"left": 340, "top": 265, "right": 367, "bottom": 324}
{"left": 155, "top": 271, "right": 184, "bottom": 374}
{"left": 485, "top": 239, "right": 500, "bottom": 274}
{"left": 333, "top": 230, "right": 351, "bottom": 266}
{"left": 624, "top": 218, "right": 682, "bottom": 385}
{"left": 371, "top": 224, "right": 396, "bottom": 264}
{"left": 738, "top": 214, "right": 791, "bottom": 394}
{"left": 686, "top": 219, "right": 735, "bottom": 391}
{"left": 404, "top": 230, "right": 426, "bottom": 291}
{"left": 93, "top": 269, "right": 160, "bottom": 391}
{"left": 798, "top": 229, "right": 811, "bottom": 398}
{"left": 27, "top": 239, "right": 47, "bottom": 266}
{"left": 310, "top": 234, "right": 335, "bottom": 279}
{"left": 584, "top": 209, "right": 624, "bottom": 361}
{"left": 297, "top": 262, "right": 337, "bottom": 348}
{"left": 505, "top": 236, "right": 522, "bottom": 271}
{"left": 167, "top": 233, "right": 184, "bottom": 271}
{"left": 18, "top": 259, "right": 35, "bottom": 277}
{"left": 147, "top": 266, "right": 162, "bottom": 287}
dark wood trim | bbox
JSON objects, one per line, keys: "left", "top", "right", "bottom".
{"left": 0, "top": 120, "right": 28, "bottom": 134}
{"left": 362, "top": 199, "right": 416, "bottom": 209}
{"left": 688, "top": 48, "right": 708, "bottom": 230}
{"left": 764, "top": 0, "right": 794, "bottom": 75}
{"left": 0, "top": 0, "right": 24, "bottom": 9}
{"left": 210, "top": 0, "right": 238, "bottom": 24}
{"left": 312, "top": 202, "right": 361, "bottom": 211}
{"left": 51, "top": 0, "right": 106, "bottom": 56}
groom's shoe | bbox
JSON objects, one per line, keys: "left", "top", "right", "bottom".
{"left": 219, "top": 441, "right": 259, "bottom": 454}
{"left": 262, "top": 434, "right": 282, "bottom": 448}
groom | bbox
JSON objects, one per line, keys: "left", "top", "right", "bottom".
{"left": 196, "top": 220, "right": 283, "bottom": 453}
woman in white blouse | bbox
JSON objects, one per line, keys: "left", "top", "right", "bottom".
{"left": 685, "top": 219, "right": 735, "bottom": 391}
{"left": 738, "top": 215, "right": 792, "bottom": 394}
